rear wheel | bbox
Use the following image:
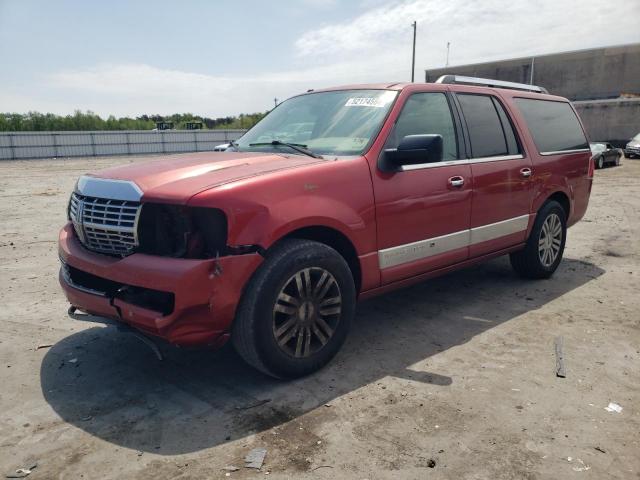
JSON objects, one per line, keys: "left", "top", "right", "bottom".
{"left": 232, "top": 239, "right": 355, "bottom": 378}
{"left": 510, "top": 200, "right": 567, "bottom": 279}
{"left": 615, "top": 154, "right": 621, "bottom": 166}
{"left": 597, "top": 156, "right": 604, "bottom": 169}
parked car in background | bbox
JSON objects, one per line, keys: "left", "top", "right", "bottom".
{"left": 213, "top": 143, "right": 230, "bottom": 151}
{"left": 625, "top": 133, "right": 640, "bottom": 158}
{"left": 59, "top": 76, "right": 593, "bottom": 378}
{"left": 590, "top": 142, "right": 622, "bottom": 169}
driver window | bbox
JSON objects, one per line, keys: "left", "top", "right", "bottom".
{"left": 385, "top": 93, "right": 458, "bottom": 161}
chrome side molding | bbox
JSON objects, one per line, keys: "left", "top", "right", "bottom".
{"left": 399, "top": 154, "right": 525, "bottom": 171}
{"left": 540, "top": 148, "right": 591, "bottom": 156}
{"left": 378, "top": 214, "right": 531, "bottom": 269}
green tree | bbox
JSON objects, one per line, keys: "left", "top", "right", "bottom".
{"left": 0, "top": 110, "right": 267, "bottom": 131}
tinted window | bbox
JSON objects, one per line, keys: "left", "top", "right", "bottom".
{"left": 514, "top": 98, "right": 589, "bottom": 153}
{"left": 493, "top": 98, "right": 520, "bottom": 155}
{"left": 385, "top": 93, "right": 458, "bottom": 161}
{"left": 458, "top": 94, "right": 509, "bottom": 158}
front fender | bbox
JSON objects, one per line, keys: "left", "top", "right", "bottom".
{"left": 188, "top": 157, "right": 377, "bottom": 255}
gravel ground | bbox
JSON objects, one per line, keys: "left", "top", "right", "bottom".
{"left": 0, "top": 154, "right": 638, "bottom": 480}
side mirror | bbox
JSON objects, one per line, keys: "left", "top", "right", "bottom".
{"left": 383, "top": 134, "right": 443, "bottom": 168}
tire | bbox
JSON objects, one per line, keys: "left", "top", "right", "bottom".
{"left": 232, "top": 239, "right": 356, "bottom": 378}
{"left": 615, "top": 154, "right": 621, "bottom": 166}
{"left": 597, "top": 156, "right": 604, "bottom": 169}
{"left": 510, "top": 200, "right": 567, "bottom": 279}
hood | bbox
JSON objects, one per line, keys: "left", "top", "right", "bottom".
{"left": 91, "top": 151, "right": 326, "bottom": 203}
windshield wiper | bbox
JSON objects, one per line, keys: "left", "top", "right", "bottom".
{"left": 249, "top": 140, "right": 322, "bottom": 159}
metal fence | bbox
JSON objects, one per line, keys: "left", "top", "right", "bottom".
{"left": 0, "top": 129, "right": 247, "bottom": 160}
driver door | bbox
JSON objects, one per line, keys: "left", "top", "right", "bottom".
{"left": 370, "top": 91, "right": 472, "bottom": 285}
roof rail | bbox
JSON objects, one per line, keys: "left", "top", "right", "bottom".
{"left": 435, "top": 75, "right": 548, "bottom": 94}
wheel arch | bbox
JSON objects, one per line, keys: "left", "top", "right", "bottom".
{"left": 546, "top": 191, "right": 571, "bottom": 220}
{"left": 275, "top": 225, "right": 362, "bottom": 294}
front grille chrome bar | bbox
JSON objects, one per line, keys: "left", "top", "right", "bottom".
{"left": 69, "top": 192, "right": 141, "bottom": 256}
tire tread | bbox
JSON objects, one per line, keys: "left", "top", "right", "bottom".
{"left": 232, "top": 238, "right": 354, "bottom": 378}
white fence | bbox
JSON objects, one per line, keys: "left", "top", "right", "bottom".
{"left": 0, "top": 129, "right": 247, "bottom": 160}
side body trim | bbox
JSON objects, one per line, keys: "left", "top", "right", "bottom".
{"left": 540, "top": 148, "right": 591, "bottom": 156}
{"left": 378, "top": 230, "right": 468, "bottom": 269}
{"left": 400, "top": 154, "right": 524, "bottom": 171}
{"left": 378, "top": 214, "right": 531, "bottom": 269}
{"left": 470, "top": 214, "right": 530, "bottom": 244}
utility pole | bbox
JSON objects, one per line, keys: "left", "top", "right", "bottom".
{"left": 274, "top": 98, "right": 278, "bottom": 108}
{"left": 530, "top": 57, "right": 535, "bottom": 85}
{"left": 446, "top": 42, "right": 450, "bottom": 67}
{"left": 411, "top": 21, "right": 417, "bottom": 82}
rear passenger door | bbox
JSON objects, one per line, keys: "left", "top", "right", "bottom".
{"left": 454, "top": 92, "right": 533, "bottom": 257}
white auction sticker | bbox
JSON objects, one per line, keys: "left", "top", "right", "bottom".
{"left": 344, "top": 98, "right": 383, "bottom": 108}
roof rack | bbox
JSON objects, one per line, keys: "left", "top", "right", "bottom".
{"left": 435, "top": 75, "right": 548, "bottom": 94}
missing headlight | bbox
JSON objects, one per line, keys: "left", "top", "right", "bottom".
{"left": 137, "top": 204, "right": 227, "bottom": 258}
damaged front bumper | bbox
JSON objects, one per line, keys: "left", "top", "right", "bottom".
{"left": 58, "top": 223, "right": 263, "bottom": 347}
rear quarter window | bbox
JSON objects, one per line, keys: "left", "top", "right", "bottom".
{"left": 514, "top": 98, "right": 588, "bottom": 154}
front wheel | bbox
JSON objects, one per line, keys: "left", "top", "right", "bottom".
{"left": 232, "top": 239, "right": 356, "bottom": 378}
{"left": 597, "top": 156, "right": 604, "bottom": 169}
{"left": 510, "top": 200, "right": 567, "bottom": 279}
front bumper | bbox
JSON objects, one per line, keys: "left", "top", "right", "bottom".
{"left": 625, "top": 146, "right": 640, "bottom": 156}
{"left": 58, "top": 223, "right": 263, "bottom": 346}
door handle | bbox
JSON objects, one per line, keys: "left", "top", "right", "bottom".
{"left": 520, "top": 167, "right": 532, "bottom": 178}
{"left": 448, "top": 176, "right": 464, "bottom": 187}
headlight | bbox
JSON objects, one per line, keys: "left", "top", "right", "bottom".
{"left": 137, "top": 204, "right": 227, "bottom": 258}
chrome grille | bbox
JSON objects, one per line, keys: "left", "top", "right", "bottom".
{"left": 69, "top": 192, "right": 141, "bottom": 256}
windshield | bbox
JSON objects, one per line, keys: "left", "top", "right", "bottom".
{"left": 590, "top": 143, "right": 605, "bottom": 153}
{"left": 236, "top": 89, "right": 398, "bottom": 156}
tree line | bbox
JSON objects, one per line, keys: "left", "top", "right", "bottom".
{"left": 0, "top": 110, "right": 268, "bottom": 131}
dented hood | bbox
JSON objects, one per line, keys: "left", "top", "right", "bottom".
{"left": 91, "top": 151, "right": 325, "bottom": 203}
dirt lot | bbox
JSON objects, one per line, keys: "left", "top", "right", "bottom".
{"left": 0, "top": 154, "right": 639, "bottom": 480}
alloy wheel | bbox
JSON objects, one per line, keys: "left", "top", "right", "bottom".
{"left": 538, "top": 213, "right": 562, "bottom": 267}
{"left": 272, "top": 267, "right": 342, "bottom": 358}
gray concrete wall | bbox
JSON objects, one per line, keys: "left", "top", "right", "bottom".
{"left": 574, "top": 99, "right": 640, "bottom": 145}
{"left": 0, "top": 129, "right": 247, "bottom": 160}
{"left": 425, "top": 43, "right": 640, "bottom": 143}
{"left": 425, "top": 43, "right": 640, "bottom": 101}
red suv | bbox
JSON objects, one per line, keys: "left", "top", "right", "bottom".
{"left": 59, "top": 76, "right": 593, "bottom": 378}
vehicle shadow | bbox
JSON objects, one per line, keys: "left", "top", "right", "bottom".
{"left": 40, "top": 256, "right": 603, "bottom": 455}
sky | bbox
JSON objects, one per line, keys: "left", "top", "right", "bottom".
{"left": 1, "top": 0, "right": 639, "bottom": 118}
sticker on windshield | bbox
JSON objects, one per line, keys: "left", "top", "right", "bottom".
{"left": 345, "top": 97, "right": 388, "bottom": 107}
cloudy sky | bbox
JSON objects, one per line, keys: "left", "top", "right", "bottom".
{"left": 1, "top": 0, "right": 638, "bottom": 118}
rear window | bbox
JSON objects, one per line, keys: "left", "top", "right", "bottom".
{"left": 514, "top": 98, "right": 588, "bottom": 154}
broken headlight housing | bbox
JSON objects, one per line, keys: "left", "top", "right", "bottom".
{"left": 136, "top": 204, "right": 228, "bottom": 259}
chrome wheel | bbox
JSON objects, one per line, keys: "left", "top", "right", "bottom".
{"left": 272, "top": 267, "right": 342, "bottom": 358}
{"left": 538, "top": 213, "right": 562, "bottom": 267}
